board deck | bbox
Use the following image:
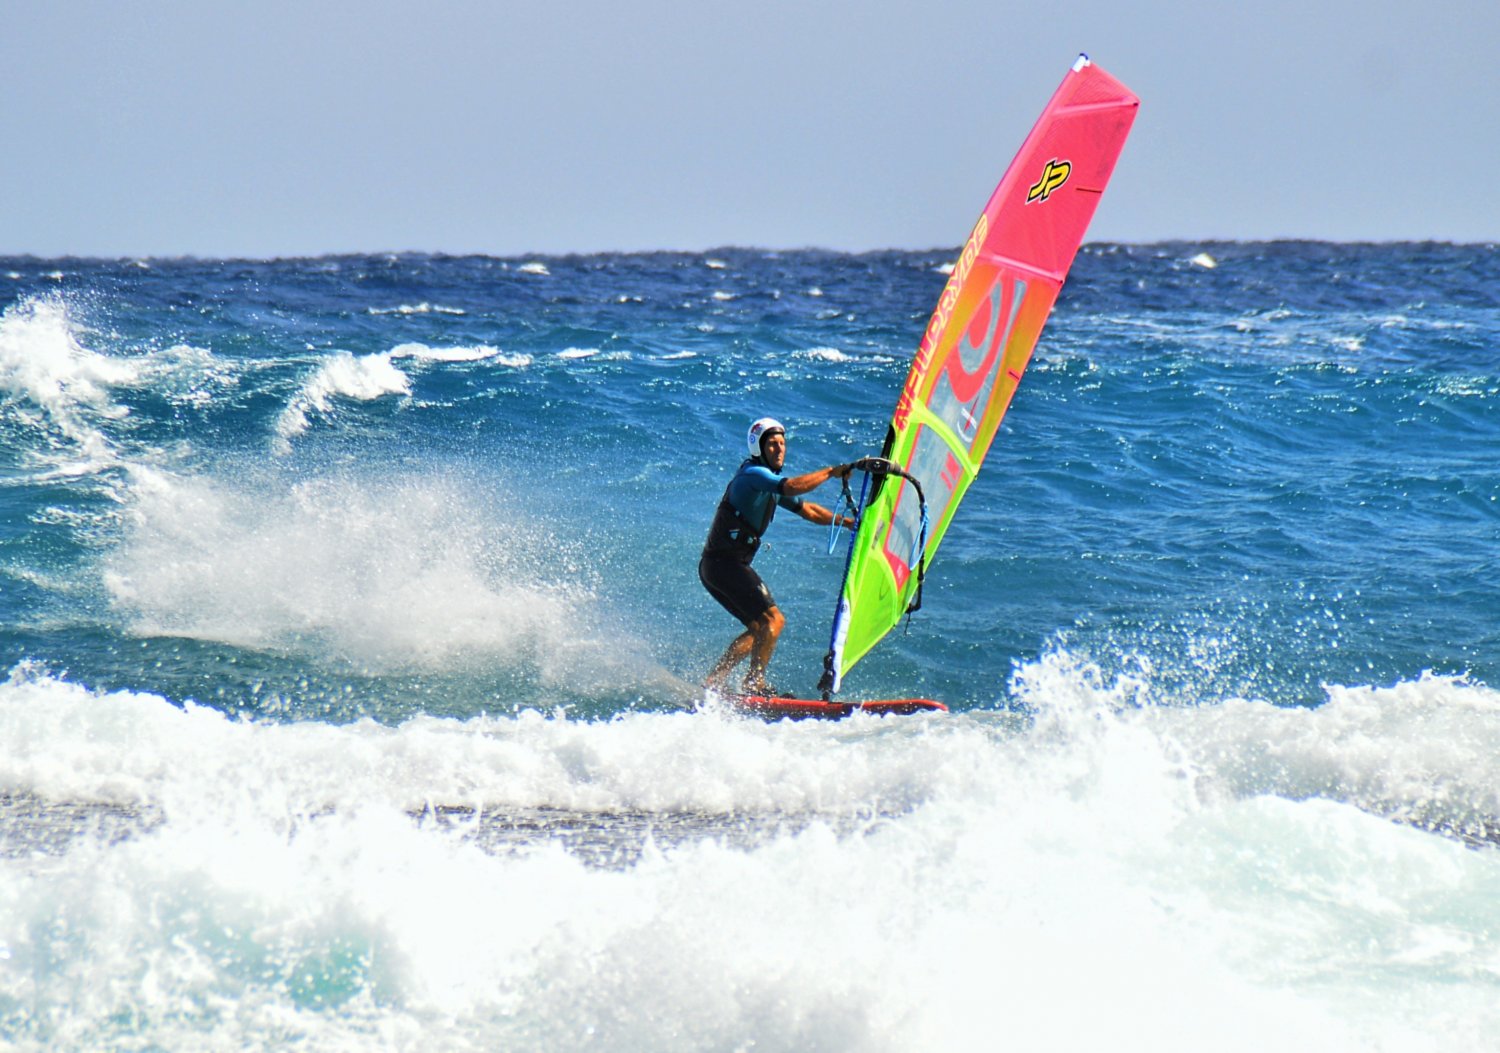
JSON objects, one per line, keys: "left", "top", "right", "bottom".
{"left": 734, "top": 695, "right": 947, "bottom": 721}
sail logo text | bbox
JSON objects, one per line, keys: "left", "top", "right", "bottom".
{"left": 896, "top": 213, "right": 989, "bottom": 429}
{"left": 1026, "top": 159, "right": 1071, "bottom": 203}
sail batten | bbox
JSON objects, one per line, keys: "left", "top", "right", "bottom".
{"left": 976, "top": 251, "right": 1072, "bottom": 282}
{"left": 821, "top": 56, "right": 1138, "bottom": 696}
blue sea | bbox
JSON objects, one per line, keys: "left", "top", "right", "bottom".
{"left": 2, "top": 242, "right": 1499, "bottom": 1050}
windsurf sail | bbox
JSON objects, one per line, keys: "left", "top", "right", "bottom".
{"left": 819, "top": 55, "right": 1138, "bottom": 697}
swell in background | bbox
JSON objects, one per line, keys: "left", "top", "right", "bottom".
{"left": 3, "top": 244, "right": 1495, "bottom": 720}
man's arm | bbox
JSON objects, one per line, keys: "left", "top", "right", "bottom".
{"left": 795, "top": 501, "right": 856, "bottom": 529}
{"left": 780, "top": 463, "right": 851, "bottom": 497}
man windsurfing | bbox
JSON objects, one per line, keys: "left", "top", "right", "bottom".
{"left": 700, "top": 417, "right": 853, "bottom": 696}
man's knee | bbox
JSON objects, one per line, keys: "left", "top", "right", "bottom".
{"left": 755, "top": 606, "right": 785, "bottom": 640}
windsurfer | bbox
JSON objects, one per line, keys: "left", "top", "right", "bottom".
{"left": 700, "top": 418, "right": 853, "bottom": 696}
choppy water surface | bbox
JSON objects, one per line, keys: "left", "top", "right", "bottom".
{"left": 2, "top": 243, "right": 1498, "bottom": 1049}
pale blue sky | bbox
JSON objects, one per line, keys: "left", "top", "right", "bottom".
{"left": 4, "top": 0, "right": 1497, "bottom": 257}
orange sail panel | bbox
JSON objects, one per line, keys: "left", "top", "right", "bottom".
{"left": 824, "top": 56, "right": 1138, "bottom": 694}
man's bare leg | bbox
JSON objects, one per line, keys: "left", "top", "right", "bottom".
{"left": 707, "top": 606, "right": 786, "bottom": 695}
{"left": 741, "top": 606, "right": 785, "bottom": 695}
{"left": 706, "top": 629, "right": 755, "bottom": 691}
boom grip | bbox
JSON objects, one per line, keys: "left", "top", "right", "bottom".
{"left": 851, "top": 456, "right": 896, "bottom": 475}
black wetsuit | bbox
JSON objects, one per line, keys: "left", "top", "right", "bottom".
{"left": 699, "top": 458, "right": 806, "bottom": 626}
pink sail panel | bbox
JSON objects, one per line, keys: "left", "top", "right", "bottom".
{"left": 901, "top": 57, "right": 1139, "bottom": 461}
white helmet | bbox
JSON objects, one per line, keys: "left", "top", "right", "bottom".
{"left": 746, "top": 417, "right": 786, "bottom": 459}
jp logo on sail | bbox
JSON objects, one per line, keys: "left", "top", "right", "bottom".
{"left": 1026, "top": 159, "right": 1072, "bottom": 203}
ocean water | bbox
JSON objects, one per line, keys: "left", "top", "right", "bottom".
{"left": 1, "top": 242, "right": 1498, "bottom": 1050}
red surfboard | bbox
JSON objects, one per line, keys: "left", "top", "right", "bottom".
{"left": 734, "top": 695, "right": 947, "bottom": 721}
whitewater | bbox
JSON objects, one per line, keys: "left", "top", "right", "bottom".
{"left": 2, "top": 244, "right": 1498, "bottom": 1050}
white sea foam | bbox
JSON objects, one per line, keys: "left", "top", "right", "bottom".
{"left": 385, "top": 342, "right": 529, "bottom": 368}
{"left": 275, "top": 351, "right": 411, "bottom": 446}
{"left": 134, "top": 342, "right": 240, "bottom": 408}
{"left": 367, "top": 303, "right": 467, "bottom": 316}
{"left": 555, "top": 348, "right": 598, "bottom": 360}
{"left": 3, "top": 654, "right": 1494, "bottom": 1048}
{"left": 792, "top": 346, "right": 893, "bottom": 366}
{"left": 387, "top": 342, "right": 499, "bottom": 363}
{"left": 101, "top": 469, "right": 610, "bottom": 677}
{"left": 798, "top": 347, "right": 854, "bottom": 363}
{"left": 1150, "top": 671, "right": 1500, "bottom": 840}
{"left": 517, "top": 262, "right": 550, "bottom": 276}
{"left": 0, "top": 297, "right": 138, "bottom": 472}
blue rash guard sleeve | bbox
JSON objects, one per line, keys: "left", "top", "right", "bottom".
{"left": 734, "top": 464, "right": 782, "bottom": 496}
{"left": 728, "top": 464, "right": 805, "bottom": 526}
